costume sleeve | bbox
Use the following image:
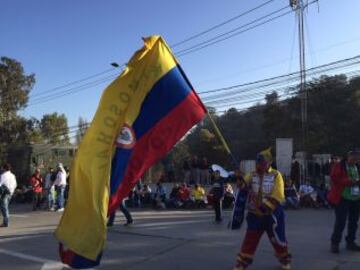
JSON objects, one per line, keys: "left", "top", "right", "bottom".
{"left": 244, "top": 174, "right": 252, "bottom": 184}
{"left": 264, "top": 171, "right": 285, "bottom": 210}
{"left": 237, "top": 174, "right": 251, "bottom": 191}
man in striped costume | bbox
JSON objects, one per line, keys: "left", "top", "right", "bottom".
{"left": 233, "top": 148, "right": 291, "bottom": 270}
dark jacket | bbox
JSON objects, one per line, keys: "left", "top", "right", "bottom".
{"left": 211, "top": 178, "right": 224, "bottom": 201}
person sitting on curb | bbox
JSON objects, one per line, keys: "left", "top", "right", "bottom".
{"left": 168, "top": 184, "right": 180, "bottom": 208}
{"left": 285, "top": 179, "right": 300, "bottom": 209}
{"left": 152, "top": 181, "right": 167, "bottom": 209}
{"left": 177, "top": 183, "right": 192, "bottom": 208}
{"left": 299, "top": 181, "right": 317, "bottom": 208}
{"left": 192, "top": 184, "right": 206, "bottom": 208}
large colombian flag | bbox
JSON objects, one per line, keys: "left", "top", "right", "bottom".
{"left": 54, "top": 36, "right": 207, "bottom": 268}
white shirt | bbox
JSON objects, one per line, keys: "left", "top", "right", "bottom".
{"left": 0, "top": 171, "right": 17, "bottom": 194}
{"left": 54, "top": 171, "right": 67, "bottom": 186}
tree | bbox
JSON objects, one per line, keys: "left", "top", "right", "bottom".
{"left": 182, "top": 74, "right": 360, "bottom": 162}
{"left": 75, "top": 117, "right": 89, "bottom": 145}
{"left": 262, "top": 91, "right": 287, "bottom": 145}
{"left": 305, "top": 75, "right": 360, "bottom": 154}
{"left": 0, "top": 57, "right": 35, "bottom": 121}
{"left": 185, "top": 120, "right": 230, "bottom": 168}
{"left": 26, "top": 117, "right": 44, "bottom": 144}
{"left": 40, "top": 113, "right": 69, "bottom": 144}
{"left": 0, "top": 57, "right": 35, "bottom": 163}
{"left": 163, "top": 141, "right": 190, "bottom": 181}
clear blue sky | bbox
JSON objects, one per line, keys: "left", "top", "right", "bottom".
{"left": 1, "top": 0, "right": 360, "bottom": 128}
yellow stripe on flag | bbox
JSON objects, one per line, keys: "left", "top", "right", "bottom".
{"left": 55, "top": 36, "right": 177, "bottom": 260}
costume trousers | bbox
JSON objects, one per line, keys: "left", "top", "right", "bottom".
{"left": 236, "top": 211, "right": 291, "bottom": 268}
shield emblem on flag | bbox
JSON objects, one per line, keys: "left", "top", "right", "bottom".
{"left": 116, "top": 124, "right": 136, "bottom": 149}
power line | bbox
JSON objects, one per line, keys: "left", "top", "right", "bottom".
{"left": 205, "top": 85, "right": 296, "bottom": 105}
{"left": 198, "top": 54, "right": 360, "bottom": 96}
{"left": 24, "top": 2, "right": 287, "bottom": 107}
{"left": 171, "top": 0, "right": 276, "bottom": 48}
{"left": 34, "top": 70, "right": 360, "bottom": 140}
{"left": 201, "top": 63, "right": 360, "bottom": 104}
{"left": 212, "top": 92, "right": 292, "bottom": 109}
{"left": 30, "top": 71, "right": 120, "bottom": 99}
{"left": 28, "top": 74, "right": 118, "bottom": 106}
{"left": 175, "top": 0, "right": 318, "bottom": 58}
{"left": 25, "top": 54, "right": 360, "bottom": 109}
{"left": 209, "top": 70, "right": 360, "bottom": 110}
{"left": 33, "top": 134, "right": 80, "bottom": 156}
{"left": 28, "top": 70, "right": 360, "bottom": 148}
{"left": 26, "top": 53, "right": 360, "bottom": 111}
{"left": 204, "top": 69, "right": 360, "bottom": 106}
{"left": 45, "top": 123, "right": 90, "bottom": 137}
{"left": 175, "top": 5, "right": 290, "bottom": 57}
{"left": 30, "top": 73, "right": 118, "bottom": 100}
{"left": 23, "top": 3, "right": 310, "bottom": 107}
{"left": 25, "top": 1, "right": 318, "bottom": 108}
{"left": 31, "top": 67, "right": 119, "bottom": 96}
{"left": 193, "top": 36, "right": 360, "bottom": 88}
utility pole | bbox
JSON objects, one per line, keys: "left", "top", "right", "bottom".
{"left": 290, "top": 0, "right": 308, "bottom": 183}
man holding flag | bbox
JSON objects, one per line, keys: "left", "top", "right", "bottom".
{"left": 55, "top": 35, "right": 206, "bottom": 269}
{"left": 232, "top": 148, "right": 291, "bottom": 270}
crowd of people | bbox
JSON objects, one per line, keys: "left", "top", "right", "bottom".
{"left": 0, "top": 153, "right": 350, "bottom": 229}
{"left": 26, "top": 163, "right": 69, "bottom": 212}
{"left": 126, "top": 179, "right": 235, "bottom": 212}
{"left": 284, "top": 179, "right": 330, "bottom": 209}
{"left": 0, "top": 148, "right": 360, "bottom": 270}
{"left": 0, "top": 163, "right": 69, "bottom": 227}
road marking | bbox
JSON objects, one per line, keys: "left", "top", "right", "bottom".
{"left": 0, "top": 248, "right": 53, "bottom": 263}
{"left": 11, "top": 214, "right": 29, "bottom": 218}
{"left": 131, "top": 210, "right": 214, "bottom": 216}
{"left": 0, "top": 248, "right": 96, "bottom": 270}
{"left": 133, "top": 219, "right": 209, "bottom": 228}
{"left": 40, "top": 262, "right": 65, "bottom": 270}
{"left": 143, "top": 226, "right": 171, "bottom": 231}
{"left": 0, "top": 234, "right": 44, "bottom": 243}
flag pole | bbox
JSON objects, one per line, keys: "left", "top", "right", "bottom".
{"left": 175, "top": 62, "right": 239, "bottom": 169}
{"left": 206, "top": 111, "right": 239, "bottom": 169}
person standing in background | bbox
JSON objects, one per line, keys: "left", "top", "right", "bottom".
{"left": 54, "top": 163, "right": 67, "bottom": 212}
{"left": 0, "top": 163, "right": 17, "bottom": 227}
{"left": 328, "top": 151, "right": 360, "bottom": 253}
{"left": 29, "top": 168, "right": 43, "bottom": 211}
{"left": 44, "top": 167, "right": 55, "bottom": 211}
{"left": 107, "top": 199, "right": 133, "bottom": 227}
{"left": 211, "top": 170, "right": 224, "bottom": 223}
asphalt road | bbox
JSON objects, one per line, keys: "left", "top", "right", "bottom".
{"left": 0, "top": 204, "right": 359, "bottom": 270}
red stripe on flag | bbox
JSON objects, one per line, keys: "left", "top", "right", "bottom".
{"left": 109, "top": 91, "right": 206, "bottom": 213}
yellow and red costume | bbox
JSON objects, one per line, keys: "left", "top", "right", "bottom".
{"left": 234, "top": 149, "right": 291, "bottom": 269}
